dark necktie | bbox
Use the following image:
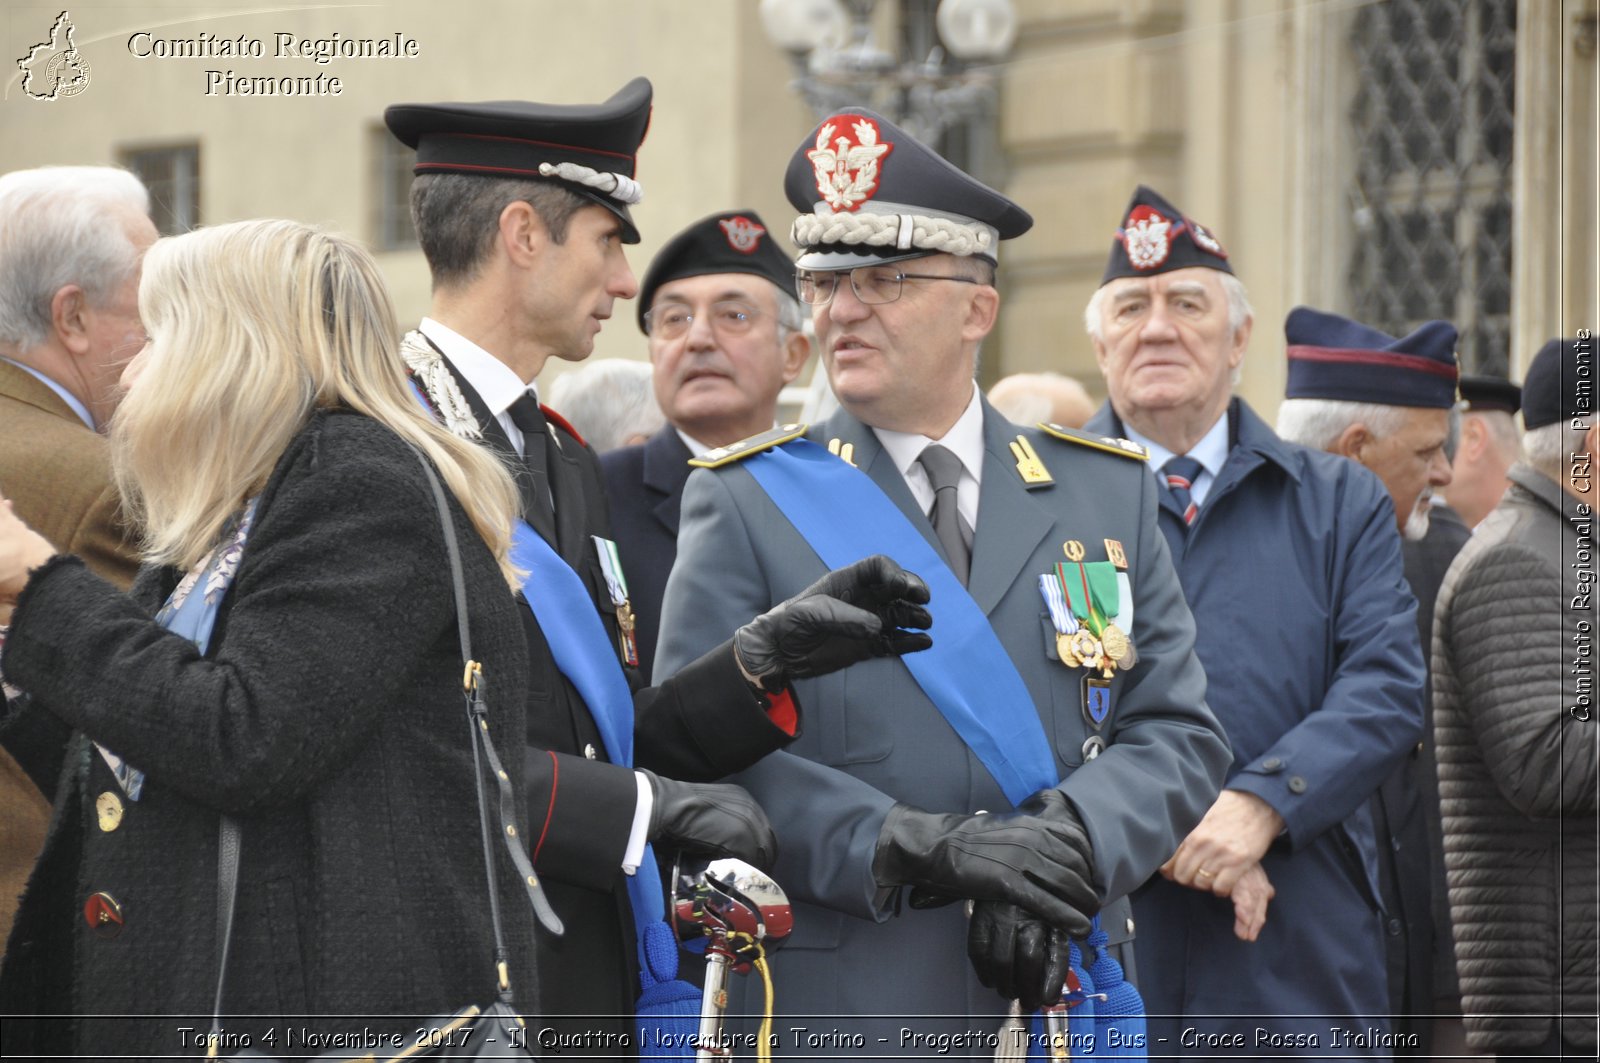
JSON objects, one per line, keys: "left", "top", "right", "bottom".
{"left": 507, "top": 392, "right": 558, "bottom": 543}
{"left": 918, "top": 443, "right": 971, "bottom": 585}
{"left": 1161, "top": 455, "right": 1204, "bottom": 526}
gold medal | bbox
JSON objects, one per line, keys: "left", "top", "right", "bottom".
{"left": 1100, "top": 623, "right": 1132, "bottom": 666}
{"left": 616, "top": 601, "right": 640, "bottom": 667}
{"left": 1057, "top": 632, "right": 1081, "bottom": 667}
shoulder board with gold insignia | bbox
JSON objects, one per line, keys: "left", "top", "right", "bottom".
{"left": 1035, "top": 423, "right": 1149, "bottom": 461}
{"left": 688, "top": 423, "right": 810, "bottom": 469}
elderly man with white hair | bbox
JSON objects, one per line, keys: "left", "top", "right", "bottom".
{"left": 1082, "top": 186, "right": 1425, "bottom": 1058}
{"left": 0, "top": 166, "right": 155, "bottom": 587}
{"left": 1272, "top": 306, "right": 1467, "bottom": 1055}
{"left": 0, "top": 164, "right": 155, "bottom": 964}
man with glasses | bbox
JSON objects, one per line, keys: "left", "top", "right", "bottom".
{"left": 601, "top": 210, "right": 810, "bottom": 676}
{"left": 655, "top": 110, "right": 1228, "bottom": 1047}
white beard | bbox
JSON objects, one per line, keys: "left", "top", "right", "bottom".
{"left": 1403, "top": 493, "right": 1433, "bottom": 541}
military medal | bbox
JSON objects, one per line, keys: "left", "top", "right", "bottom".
{"left": 1038, "top": 573, "right": 1081, "bottom": 668}
{"left": 1100, "top": 622, "right": 1133, "bottom": 667}
{"left": 1104, "top": 538, "right": 1128, "bottom": 571}
{"left": 592, "top": 536, "right": 639, "bottom": 667}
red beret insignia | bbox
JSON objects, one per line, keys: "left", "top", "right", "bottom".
{"left": 1119, "top": 206, "right": 1174, "bottom": 271}
{"left": 1189, "top": 219, "right": 1228, "bottom": 258}
{"left": 718, "top": 215, "right": 767, "bottom": 254}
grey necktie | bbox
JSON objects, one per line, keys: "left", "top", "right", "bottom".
{"left": 918, "top": 443, "right": 971, "bottom": 585}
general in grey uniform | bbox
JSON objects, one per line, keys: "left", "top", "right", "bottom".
{"left": 655, "top": 108, "right": 1230, "bottom": 1048}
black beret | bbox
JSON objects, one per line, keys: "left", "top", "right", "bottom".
{"left": 1100, "top": 185, "right": 1233, "bottom": 286}
{"left": 784, "top": 107, "right": 1031, "bottom": 270}
{"left": 636, "top": 210, "right": 794, "bottom": 332}
{"left": 1523, "top": 337, "right": 1596, "bottom": 429}
{"left": 1284, "top": 306, "right": 1459, "bottom": 409}
{"left": 1459, "top": 374, "right": 1521, "bottom": 415}
{"left": 384, "top": 78, "right": 652, "bottom": 243}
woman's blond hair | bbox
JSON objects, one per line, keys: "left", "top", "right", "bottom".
{"left": 112, "top": 219, "right": 521, "bottom": 584}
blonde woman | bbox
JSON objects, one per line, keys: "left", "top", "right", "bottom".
{"left": 0, "top": 219, "right": 535, "bottom": 1055}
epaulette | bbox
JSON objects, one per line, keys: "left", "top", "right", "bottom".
{"left": 1035, "top": 423, "right": 1149, "bottom": 461}
{"left": 688, "top": 423, "right": 809, "bottom": 469}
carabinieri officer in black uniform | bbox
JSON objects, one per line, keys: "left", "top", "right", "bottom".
{"left": 383, "top": 80, "right": 933, "bottom": 1050}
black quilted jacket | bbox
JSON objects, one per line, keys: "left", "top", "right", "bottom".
{"left": 1432, "top": 464, "right": 1597, "bottom": 1051}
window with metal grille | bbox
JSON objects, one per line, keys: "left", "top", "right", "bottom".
{"left": 372, "top": 126, "right": 417, "bottom": 251}
{"left": 1347, "top": 0, "right": 1517, "bottom": 376}
{"left": 119, "top": 143, "right": 200, "bottom": 236}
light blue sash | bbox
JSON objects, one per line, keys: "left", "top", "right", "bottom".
{"left": 743, "top": 438, "right": 1145, "bottom": 1059}
{"left": 744, "top": 439, "right": 1057, "bottom": 802}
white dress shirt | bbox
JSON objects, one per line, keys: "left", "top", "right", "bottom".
{"left": 872, "top": 382, "right": 986, "bottom": 530}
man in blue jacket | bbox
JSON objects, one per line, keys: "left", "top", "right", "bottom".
{"left": 1083, "top": 187, "right": 1428, "bottom": 1056}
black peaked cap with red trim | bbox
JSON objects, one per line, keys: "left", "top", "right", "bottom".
{"left": 1284, "top": 306, "right": 1459, "bottom": 409}
{"left": 1101, "top": 185, "right": 1233, "bottom": 286}
{"left": 637, "top": 210, "right": 794, "bottom": 332}
{"left": 384, "top": 77, "right": 652, "bottom": 243}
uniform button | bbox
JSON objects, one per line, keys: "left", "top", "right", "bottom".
{"left": 1125, "top": 917, "right": 1135, "bottom": 935}
{"left": 96, "top": 791, "right": 124, "bottom": 833}
{"left": 1287, "top": 775, "right": 1307, "bottom": 794}
{"left": 583, "top": 744, "right": 597, "bottom": 760}
{"left": 84, "top": 892, "right": 124, "bottom": 939}
{"left": 1261, "top": 758, "right": 1283, "bottom": 772}
{"left": 1386, "top": 918, "right": 1402, "bottom": 936}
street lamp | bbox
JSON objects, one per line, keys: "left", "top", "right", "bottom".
{"left": 758, "top": 0, "right": 1017, "bottom": 148}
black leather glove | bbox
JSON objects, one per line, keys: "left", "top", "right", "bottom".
{"left": 969, "top": 900, "right": 1071, "bottom": 1011}
{"left": 642, "top": 769, "right": 777, "bottom": 870}
{"left": 732, "top": 555, "right": 933, "bottom": 693}
{"left": 874, "top": 790, "right": 1097, "bottom": 935}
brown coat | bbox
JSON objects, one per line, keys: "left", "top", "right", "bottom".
{"left": 0, "top": 360, "right": 139, "bottom": 964}
{"left": 0, "top": 360, "right": 138, "bottom": 587}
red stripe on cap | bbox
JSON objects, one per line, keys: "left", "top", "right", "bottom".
{"left": 415, "top": 161, "right": 603, "bottom": 181}
{"left": 1287, "top": 345, "right": 1458, "bottom": 380}
{"left": 436, "top": 130, "right": 636, "bottom": 163}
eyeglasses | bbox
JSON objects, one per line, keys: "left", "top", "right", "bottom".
{"left": 795, "top": 265, "right": 985, "bottom": 306}
{"left": 642, "top": 300, "right": 762, "bottom": 340}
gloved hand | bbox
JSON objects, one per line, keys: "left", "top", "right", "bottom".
{"left": 732, "top": 555, "right": 933, "bottom": 694}
{"left": 642, "top": 769, "right": 778, "bottom": 870}
{"left": 968, "top": 900, "right": 1071, "bottom": 1011}
{"left": 872, "top": 791, "right": 1097, "bottom": 935}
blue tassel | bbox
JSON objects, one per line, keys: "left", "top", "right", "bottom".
{"left": 1086, "top": 925, "right": 1147, "bottom": 1060}
{"left": 635, "top": 920, "right": 701, "bottom": 1060}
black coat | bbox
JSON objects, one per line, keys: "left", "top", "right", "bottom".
{"left": 432, "top": 361, "right": 796, "bottom": 1044}
{"left": 598, "top": 426, "right": 693, "bottom": 679}
{"left": 1371, "top": 504, "right": 1472, "bottom": 1048}
{"left": 0, "top": 411, "right": 535, "bottom": 1059}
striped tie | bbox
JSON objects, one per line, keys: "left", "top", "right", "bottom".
{"left": 1162, "top": 455, "right": 1204, "bottom": 526}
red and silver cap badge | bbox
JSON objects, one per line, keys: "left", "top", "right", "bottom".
{"left": 718, "top": 215, "right": 767, "bottom": 254}
{"left": 1100, "top": 185, "right": 1234, "bottom": 285}
{"left": 785, "top": 107, "right": 1032, "bottom": 270}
